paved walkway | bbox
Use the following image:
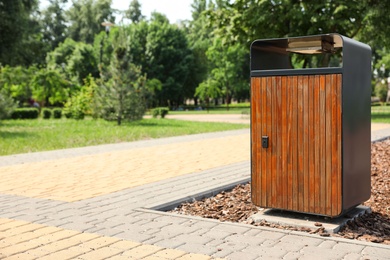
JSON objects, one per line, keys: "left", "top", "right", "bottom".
{"left": 0, "top": 122, "right": 390, "bottom": 259}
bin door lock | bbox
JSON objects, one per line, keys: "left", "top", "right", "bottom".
{"left": 262, "top": 136, "right": 269, "bottom": 148}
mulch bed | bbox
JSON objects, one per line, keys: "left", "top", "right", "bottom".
{"left": 170, "top": 139, "right": 390, "bottom": 245}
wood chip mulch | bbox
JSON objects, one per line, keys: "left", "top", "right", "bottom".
{"left": 170, "top": 139, "right": 390, "bottom": 244}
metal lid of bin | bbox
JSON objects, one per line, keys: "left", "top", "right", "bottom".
{"left": 250, "top": 33, "right": 371, "bottom": 76}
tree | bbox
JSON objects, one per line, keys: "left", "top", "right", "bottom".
{"left": 96, "top": 28, "right": 147, "bottom": 125}
{"left": 0, "top": 0, "right": 45, "bottom": 66}
{"left": 47, "top": 38, "right": 99, "bottom": 85}
{"left": 126, "top": 0, "right": 144, "bottom": 23}
{"left": 40, "top": 0, "right": 69, "bottom": 51}
{"left": 30, "top": 68, "right": 70, "bottom": 107}
{"left": 201, "top": 38, "right": 248, "bottom": 109}
{"left": 67, "top": 0, "right": 115, "bottom": 44}
{"left": 0, "top": 89, "right": 16, "bottom": 120}
{"left": 145, "top": 13, "right": 192, "bottom": 107}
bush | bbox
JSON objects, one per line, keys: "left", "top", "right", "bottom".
{"left": 152, "top": 107, "right": 169, "bottom": 118}
{"left": 42, "top": 108, "right": 52, "bottom": 119}
{"left": 0, "top": 90, "right": 16, "bottom": 120}
{"left": 11, "top": 108, "right": 39, "bottom": 119}
{"left": 53, "top": 108, "right": 62, "bottom": 119}
{"left": 374, "top": 82, "right": 389, "bottom": 102}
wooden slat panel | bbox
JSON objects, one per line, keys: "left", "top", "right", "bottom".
{"left": 251, "top": 74, "right": 342, "bottom": 216}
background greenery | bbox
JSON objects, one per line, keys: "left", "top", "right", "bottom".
{"left": 0, "top": 118, "right": 249, "bottom": 156}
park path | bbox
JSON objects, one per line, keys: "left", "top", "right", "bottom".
{"left": 0, "top": 116, "right": 390, "bottom": 259}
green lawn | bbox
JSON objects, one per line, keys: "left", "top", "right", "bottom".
{"left": 0, "top": 118, "right": 248, "bottom": 156}
{"left": 371, "top": 105, "right": 390, "bottom": 123}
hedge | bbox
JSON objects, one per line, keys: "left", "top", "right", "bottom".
{"left": 11, "top": 108, "right": 39, "bottom": 119}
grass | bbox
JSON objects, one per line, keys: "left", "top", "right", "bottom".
{"left": 0, "top": 118, "right": 248, "bottom": 156}
{"left": 168, "top": 109, "right": 249, "bottom": 115}
{"left": 371, "top": 105, "right": 390, "bottom": 123}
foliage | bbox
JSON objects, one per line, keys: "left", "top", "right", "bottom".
{"left": 30, "top": 68, "right": 69, "bottom": 107}
{"left": 46, "top": 38, "right": 99, "bottom": 85}
{"left": 0, "top": 65, "right": 37, "bottom": 104}
{"left": 152, "top": 107, "right": 169, "bottom": 118}
{"left": 0, "top": 89, "right": 16, "bottom": 120}
{"left": 126, "top": 0, "right": 144, "bottom": 23}
{"left": 145, "top": 13, "right": 193, "bottom": 106}
{"left": 95, "top": 28, "right": 147, "bottom": 125}
{"left": 11, "top": 108, "right": 39, "bottom": 119}
{"left": 63, "top": 75, "right": 97, "bottom": 119}
{"left": 0, "top": 118, "right": 249, "bottom": 155}
{"left": 52, "top": 108, "right": 62, "bottom": 119}
{"left": 374, "top": 82, "right": 389, "bottom": 102}
{"left": 67, "top": 0, "right": 115, "bottom": 44}
{"left": 0, "top": 0, "right": 46, "bottom": 66}
{"left": 42, "top": 108, "right": 52, "bottom": 119}
{"left": 40, "top": 0, "right": 68, "bottom": 51}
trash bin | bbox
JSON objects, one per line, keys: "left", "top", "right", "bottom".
{"left": 250, "top": 34, "right": 372, "bottom": 217}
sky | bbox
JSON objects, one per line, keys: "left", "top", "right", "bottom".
{"left": 40, "top": 0, "right": 193, "bottom": 24}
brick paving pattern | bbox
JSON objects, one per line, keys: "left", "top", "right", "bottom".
{"left": 0, "top": 125, "right": 390, "bottom": 259}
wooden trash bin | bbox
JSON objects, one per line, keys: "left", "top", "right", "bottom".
{"left": 250, "top": 34, "right": 372, "bottom": 217}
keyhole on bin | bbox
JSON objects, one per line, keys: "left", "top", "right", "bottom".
{"left": 262, "top": 136, "right": 269, "bottom": 148}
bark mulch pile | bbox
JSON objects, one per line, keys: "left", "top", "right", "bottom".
{"left": 170, "top": 139, "right": 390, "bottom": 245}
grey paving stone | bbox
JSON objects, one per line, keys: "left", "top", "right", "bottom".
{"left": 300, "top": 246, "right": 349, "bottom": 259}
{"left": 342, "top": 253, "right": 363, "bottom": 260}
{"left": 225, "top": 234, "right": 267, "bottom": 246}
{"left": 176, "top": 243, "right": 219, "bottom": 256}
{"left": 173, "top": 234, "right": 214, "bottom": 245}
{"left": 153, "top": 238, "right": 186, "bottom": 249}
{"left": 242, "top": 245, "right": 288, "bottom": 259}
{"left": 318, "top": 240, "right": 338, "bottom": 249}
{"left": 283, "top": 252, "right": 304, "bottom": 260}
{"left": 332, "top": 242, "right": 365, "bottom": 253}
{"left": 208, "top": 241, "right": 247, "bottom": 259}
{"left": 256, "top": 230, "right": 287, "bottom": 241}
{"left": 225, "top": 251, "right": 260, "bottom": 260}
{"left": 115, "top": 231, "right": 153, "bottom": 243}
{"left": 212, "top": 224, "right": 250, "bottom": 234}
{"left": 201, "top": 230, "right": 234, "bottom": 240}
{"left": 96, "top": 228, "right": 124, "bottom": 237}
{"left": 361, "top": 246, "right": 390, "bottom": 260}
{"left": 279, "top": 234, "right": 323, "bottom": 246}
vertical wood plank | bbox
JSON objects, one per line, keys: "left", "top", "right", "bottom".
{"left": 336, "top": 74, "right": 342, "bottom": 214}
{"left": 314, "top": 75, "right": 321, "bottom": 213}
{"left": 266, "top": 77, "right": 273, "bottom": 207}
{"left": 250, "top": 77, "right": 257, "bottom": 203}
{"left": 281, "top": 76, "right": 287, "bottom": 209}
{"left": 303, "top": 75, "right": 309, "bottom": 213}
{"left": 260, "top": 77, "right": 267, "bottom": 207}
{"left": 292, "top": 76, "right": 298, "bottom": 211}
{"left": 308, "top": 75, "right": 315, "bottom": 213}
{"left": 276, "top": 76, "right": 282, "bottom": 209}
{"left": 253, "top": 77, "right": 262, "bottom": 205}
{"left": 284, "top": 76, "right": 295, "bottom": 210}
{"left": 319, "top": 75, "right": 326, "bottom": 215}
{"left": 271, "top": 76, "right": 278, "bottom": 207}
{"left": 325, "top": 74, "right": 332, "bottom": 215}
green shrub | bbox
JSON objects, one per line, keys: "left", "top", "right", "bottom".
{"left": 152, "top": 107, "right": 169, "bottom": 118}
{"left": 42, "top": 108, "right": 52, "bottom": 119}
{"left": 374, "top": 82, "right": 388, "bottom": 102}
{"left": 11, "top": 108, "right": 39, "bottom": 119}
{"left": 152, "top": 108, "right": 160, "bottom": 118}
{"left": 159, "top": 107, "right": 169, "bottom": 118}
{"left": 52, "top": 108, "right": 62, "bottom": 119}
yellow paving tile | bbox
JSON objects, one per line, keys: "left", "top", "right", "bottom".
{"left": 151, "top": 248, "right": 187, "bottom": 259}
{"left": 0, "top": 218, "right": 219, "bottom": 260}
{"left": 121, "top": 244, "right": 163, "bottom": 258}
{"left": 177, "top": 253, "right": 213, "bottom": 260}
{"left": 77, "top": 247, "right": 124, "bottom": 260}
{"left": 0, "top": 134, "right": 250, "bottom": 202}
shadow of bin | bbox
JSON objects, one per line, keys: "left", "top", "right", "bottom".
{"left": 250, "top": 34, "right": 371, "bottom": 217}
